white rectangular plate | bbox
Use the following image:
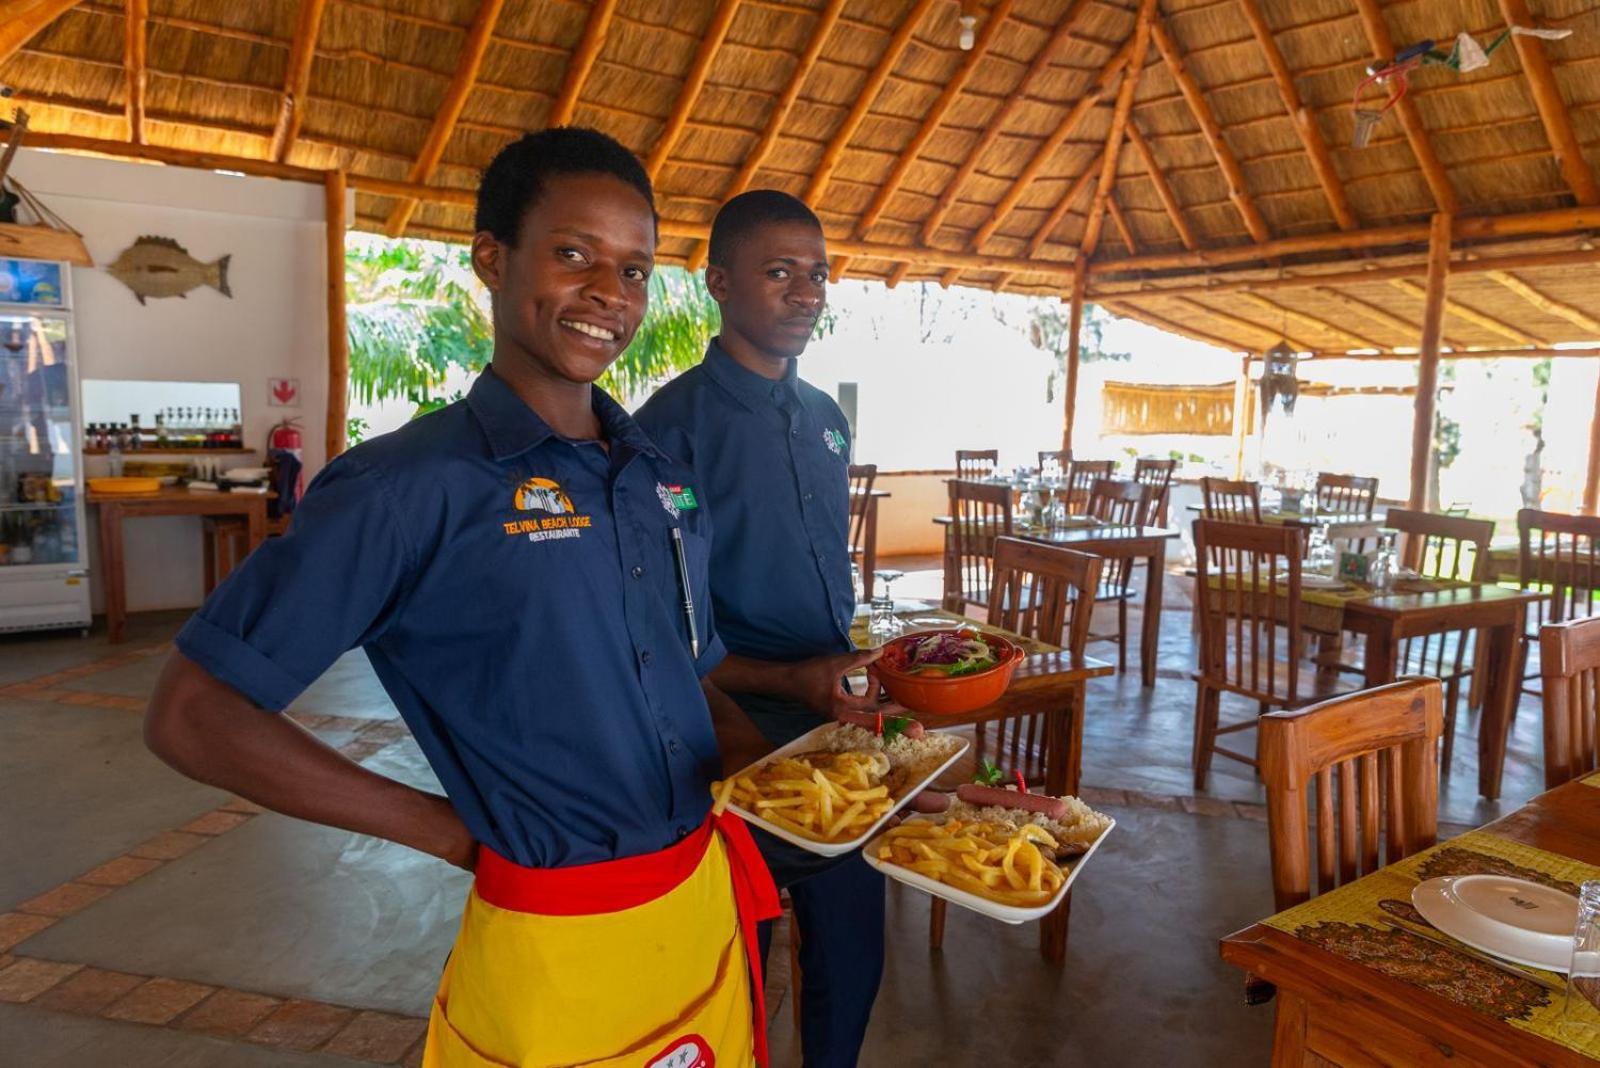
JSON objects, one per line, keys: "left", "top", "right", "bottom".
{"left": 726, "top": 723, "right": 970, "bottom": 857}
{"left": 863, "top": 816, "right": 1116, "bottom": 924}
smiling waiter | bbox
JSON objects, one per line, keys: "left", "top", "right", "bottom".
{"left": 637, "top": 190, "right": 885, "bottom": 1067}
{"left": 143, "top": 128, "right": 779, "bottom": 1068}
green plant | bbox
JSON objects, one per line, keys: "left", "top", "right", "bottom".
{"left": 346, "top": 416, "right": 370, "bottom": 446}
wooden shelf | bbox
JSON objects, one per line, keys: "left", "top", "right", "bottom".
{"left": 82, "top": 446, "right": 254, "bottom": 455}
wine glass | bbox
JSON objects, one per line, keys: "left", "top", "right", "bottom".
{"left": 871, "top": 569, "right": 905, "bottom": 637}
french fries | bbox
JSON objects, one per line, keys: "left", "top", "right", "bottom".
{"left": 876, "top": 818, "right": 1069, "bottom": 907}
{"left": 711, "top": 751, "right": 897, "bottom": 843}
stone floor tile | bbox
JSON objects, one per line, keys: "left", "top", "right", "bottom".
{"left": 247, "top": 999, "right": 356, "bottom": 1051}
{"left": 175, "top": 988, "right": 282, "bottom": 1038}
{"left": 17, "top": 882, "right": 114, "bottom": 918}
{"left": 179, "top": 810, "right": 252, "bottom": 836}
{"left": 401, "top": 1036, "right": 427, "bottom": 1068}
{"left": 1180, "top": 794, "right": 1241, "bottom": 818}
{"left": 1121, "top": 789, "right": 1184, "bottom": 812}
{"left": 129, "top": 831, "right": 210, "bottom": 861}
{"left": 1078, "top": 784, "right": 1129, "bottom": 806}
{"left": 0, "top": 912, "right": 55, "bottom": 951}
{"left": 77, "top": 856, "right": 164, "bottom": 887}
{"left": 322, "top": 1010, "right": 429, "bottom": 1062}
{"left": 1234, "top": 801, "right": 1269, "bottom": 822}
{"left": 0, "top": 958, "right": 82, "bottom": 1002}
{"left": 32, "top": 967, "right": 145, "bottom": 1015}
{"left": 102, "top": 976, "right": 215, "bottom": 1024}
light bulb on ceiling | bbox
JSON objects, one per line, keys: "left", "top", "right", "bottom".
{"left": 958, "top": 14, "right": 977, "bottom": 50}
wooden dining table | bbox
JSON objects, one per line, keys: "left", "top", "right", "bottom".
{"left": 933, "top": 516, "right": 1178, "bottom": 687}
{"left": 853, "top": 604, "right": 1115, "bottom": 962}
{"left": 1222, "top": 775, "right": 1600, "bottom": 1066}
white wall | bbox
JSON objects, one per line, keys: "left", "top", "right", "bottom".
{"left": 11, "top": 148, "right": 337, "bottom": 612}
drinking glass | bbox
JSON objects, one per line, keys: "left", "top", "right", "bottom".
{"left": 870, "top": 569, "right": 905, "bottom": 637}
{"left": 1046, "top": 494, "right": 1068, "bottom": 532}
{"left": 850, "top": 561, "right": 863, "bottom": 603}
{"left": 1017, "top": 482, "right": 1041, "bottom": 530}
{"left": 1565, "top": 881, "right": 1600, "bottom": 1032}
{"left": 1369, "top": 530, "right": 1399, "bottom": 592}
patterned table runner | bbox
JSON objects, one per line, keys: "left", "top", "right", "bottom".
{"left": 1206, "top": 575, "right": 1468, "bottom": 634}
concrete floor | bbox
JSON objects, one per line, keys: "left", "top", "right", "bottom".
{"left": 0, "top": 577, "right": 1554, "bottom": 1066}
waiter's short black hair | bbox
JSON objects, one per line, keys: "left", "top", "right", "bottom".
{"left": 708, "top": 189, "right": 823, "bottom": 268}
{"left": 475, "top": 127, "right": 654, "bottom": 245}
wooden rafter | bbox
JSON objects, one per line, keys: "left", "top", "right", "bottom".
{"left": 1497, "top": 0, "right": 1600, "bottom": 205}
{"left": 1080, "top": 0, "right": 1156, "bottom": 259}
{"left": 1106, "top": 195, "right": 1138, "bottom": 254}
{"left": 547, "top": 0, "right": 618, "bottom": 128}
{"left": 1150, "top": 16, "right": 1270, "bottom": 243}
{"left": 886, "top": 0, "right": 1096, "bottom": 288}
{"left": 1168, "top": 295, "right": 1314, "bottom": 352}
{"left": 269, "top": 0, "right": 328, "bottom": 163}
{"left": 1236, "top": 0, "right": 1356, "bottom": 230}
{"left": 1486, "top": 270, "right": 1600, "bottom": 335}
{"left": 383, "top": 0, "right": 506, "bottom": 237}
{"left": 644, "top": 0, "right": 742, "bottom": 182}
{"left": 989, "top": 149, "right": 1103, "bottom": 292}
{"left": 0, "top": 0, "right": 80, "bottom": 65}
{"left": 1125, "top": 119, "right": 1196, "bottom": 250}
{"left": 1351, "top": 0, "right": 1459, "bottom": 213}
{"left": 802, "top": 0, "right": 937, "bottom": 207}
{"left": 685, "top": 0, "right": 845, "bottom": 272}
{"left": 123, "top": 0, "right": 146, "bottom": 145}
{"left": 1101, "top": 300, "right": 1244, "bottom": 352}
{"left": 1235, "top": 291, "right": 1385, "bottom": 351}
{"left": 1388, "top": 277, "right": 1544, "bottom": 346}
{"left": 830, "top": 0, "right": 1016, "bottom": 280}
{"left": 1314, "top": 286, "right": 1466, "bottom": 350}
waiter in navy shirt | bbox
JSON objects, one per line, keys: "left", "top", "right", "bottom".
{"left": 144, "top": 129, "right": 779, "bottom": 1068}
{"left": 637, "top": 190, "right": 887, "bottom": 1067}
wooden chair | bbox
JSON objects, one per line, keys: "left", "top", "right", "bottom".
{"left": 1314, "top": 472, "right": 1379, "bottom": 518}
{"left": 1261, "top": 678, "right": 1442, "bottom": 910}
{"left": 1540, "top": 616, "right": 1600, "bottom": 789}
{"left": 1199, "top": 476, "right": 1261, "bottom": 523}
{"left": 1192, "top": 518, "right": 1307, "bottom": 789}
{"left": 1036, "top": 449, "right": 1070, "bottom": 479}
{"left": 1518, "top": 508, "right": 1600, "bottom": 696}
{"left": 942, "top": 479, "right": 1013, "bottom": 614}
{"left": 1064, "top": 459, "right": 1114, "bottom": 513}
{"left": 1378, "top": 508, "right": 1495, "bottom": 771}
{"left": 847, "top": 463, "right": 877, "bottom": 599}
{"left": 1085, "top": 478, "right": 1153, "bottom": 672}
{"left": 1133, "top": 457, "right": 1177, "bottom": 525}
{"left": 930, "top": 536, "right": 1102, "bottom": 951}
{"left": 955, "top": 449, "right": 999, "bottom": 479}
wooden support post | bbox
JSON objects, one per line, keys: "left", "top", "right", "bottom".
{"left": 1586, "top": 368, "right": 1600, "bottom": 515}
{"left": 1232, "top": 355, "right": 1251, "bottom": 479}
{"left": 325, "top": 170, "right": 349, "bottom": 463}
{"left": 1062, "top": 262, "right": 1087, "bottom": 453}
{"left": 1409, "top": 213, "right": 1451, "bottom": 511}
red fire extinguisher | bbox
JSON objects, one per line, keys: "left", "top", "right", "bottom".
{"left": 268, "top": 416, "right": 305, "bottom": 502}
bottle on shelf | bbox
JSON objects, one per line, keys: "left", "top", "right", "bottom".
{"left": 108, "top": 429, "right": 124, "bottom": 477}
{"left": 155, "top": 411, "right": 168, "bottom": 447}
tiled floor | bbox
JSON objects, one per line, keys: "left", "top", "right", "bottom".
{"left": 0, "top": 572, "right": 1554, "bottom": 1065}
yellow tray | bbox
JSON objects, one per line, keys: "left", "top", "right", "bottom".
{"left": 88, "top": 476, "right": 162, "bottom": 495}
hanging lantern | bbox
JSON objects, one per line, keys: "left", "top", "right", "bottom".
{"left": 1258, "top": 341, "right": 1299, "bottom": 431}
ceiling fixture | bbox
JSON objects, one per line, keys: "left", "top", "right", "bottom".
{"left": 958, "top": 0, "right": 980, "bottom": 50}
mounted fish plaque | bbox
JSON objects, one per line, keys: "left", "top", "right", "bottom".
{"left": 106, "top": 236, "right": 231, "bottom": 304}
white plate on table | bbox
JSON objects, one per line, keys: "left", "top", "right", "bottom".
{"left": 725, "top": 723, "right": 969, "bottom": 857}
{"left": 863, "top": 817, "right": 1114, "bottom": 924}
{"left": 1412, "top": 875, "right": 1579, "bottom": 973}
{"left": 1299, "top": 573, "right": 1347, "bottom": 590}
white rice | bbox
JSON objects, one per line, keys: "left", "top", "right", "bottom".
{"left": 816, "top": 723, "right": 963, "bottom": 779}
{"left": 943, "top": 790, "right": 1112, "bottom": 854}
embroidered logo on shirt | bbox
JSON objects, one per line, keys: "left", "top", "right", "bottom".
{"left": 656, "top": 483, "right": 699, "bottom": 517}
{"left": 646, "top": 1035, "right": 714, "bottom": 1068}
{"left": 656, "top": 482, "right": 680, "bottom": 519}
{"left": 822, "top": 428, "right": 846, "bottom": 456}
{"left": 504, "top": 477, "right": 591, "bottom": 542}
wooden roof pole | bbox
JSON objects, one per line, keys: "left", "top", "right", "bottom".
{"left": 123, "top": 0, "right": 146, "bottom": 144}
{"left": 1351, "top": 0, "right": 1459, "bottom": 213}
{"left": 1170, "top": 296, "right": 1314, "bottom": 352}
{"left": 886, "top": 0, "right": 1096, "bottom": 288}
{"left": 1125, "top": 119, "right": 1196, "bottom": 250}
{"left": 1314, "top": 286, "right": 1466, "bottom": 350}
{"left": 1079, "top": 0, "right": 1156, "bottom": 259}
{"left": 1235, "top": 291, "right": 1384, "bottom": 351}
{"left": 644, "top": 0, "right": 742, "bottom": 181}
{"left": 685, "top": 0, "right": 845, "bottom": 272}
{"left": 269, "top": 0, "right": 329, "bottom": 163}
{"left": 1388, "top": 277, "right": 1544, "bottom": 347}
{"left": 1150, "top": 17, "right": 1269, "bottom": 243}
{"left": 1236, "top": 0, "right": 1356, "bottom": 230}
{"left": 1062, "top": 261, "right": 1087, "bottom": 453}
{"left": 830, "top": 0, "right": 1016, "bottom": 281}
{"left": 547, "top": 0, "right": 618, "bottom": 127}
{"left": 325, "top": 169, "right": 350, "bottom": 463}
{"left": 1497, "top": 0, "right": 1600, "bottom": 205}
{"left": 1409, "top": 213, "right": 1450, "bottom": 510}
{"left": 1101, "top": 299, "right": 1245, "bottom": 352}
{"left": 383, "top": 0, "right": 506, "bottom": 237}
{"left": 1485, "top": 270, "right": 1600, "bottom": 335}
{"left": 0, "top": 0, "right": 80, "bottom": 65}
{"left": 988, "top": 149, "right": 1103, "bottom": 291}
{"left": 1106, "top": 196, "right": 1138, "bottom": 254}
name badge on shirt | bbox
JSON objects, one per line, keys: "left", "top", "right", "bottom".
{"left": 821, "top": 428, "right": 846, "bottom": 456}
{"left": 658, "top": 483, "right": 699, "bottom": 517}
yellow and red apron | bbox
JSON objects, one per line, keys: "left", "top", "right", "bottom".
{"left": 423, "top": 811, "right": 779, "bottom": 1068}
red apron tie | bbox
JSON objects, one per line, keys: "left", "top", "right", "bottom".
{"left": 713, "top": 810, "right": 781, "bottom": 1067}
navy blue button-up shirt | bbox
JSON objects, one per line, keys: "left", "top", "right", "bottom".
{"left": 176, "top": 367, "right": 725, "bottom": 868}
{"left": 636, "top": 339, "right": 854, "bottom": 672}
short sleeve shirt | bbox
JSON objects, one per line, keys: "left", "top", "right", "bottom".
{"left": 176, "top": 366, "right": 725, "bottom": 868}
{"left": 635, "top": 339, "right": 854, "bottom": 665}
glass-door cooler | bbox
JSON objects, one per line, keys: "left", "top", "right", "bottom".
{"left": 0, "top": 258, "right": 90, "bottom": 633}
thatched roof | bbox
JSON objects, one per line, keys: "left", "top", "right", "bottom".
{"left": 5, "top": 0, "right": 1600, "bottom": 354}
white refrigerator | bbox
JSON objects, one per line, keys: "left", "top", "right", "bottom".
{"left": 0, "top": 257, "right": 90, "bottom": 633}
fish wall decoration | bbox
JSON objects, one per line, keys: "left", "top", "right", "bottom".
{"left": 106, "top": 236, "right": 231, "bottom": 304}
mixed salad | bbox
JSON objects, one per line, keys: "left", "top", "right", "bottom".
{"left": 900, "top": 629, "right": 999, "bottom": 678}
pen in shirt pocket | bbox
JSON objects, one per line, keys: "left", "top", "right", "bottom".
{"left": 668, "top": 527, "right": 700, "bottom": 659}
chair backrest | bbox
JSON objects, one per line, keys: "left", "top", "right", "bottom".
{"left": 1541, "top": 617, "right": 1600, "bottom": 788}
{"left": 1315, "top": 472, "right": 1379, "bottom": 518}
{"left": 1261, "top": 678, "right": 1442, "bottom": 910}
{"left": 944, "top": 479, "right": 1014, "bottom": 612}
{"left": 1037, "top": 449, "right": 1070, "bottom": 480}
{"left": 1193, "top": 518, "right": 1303, "bottom": 705}
{"left": 846, "top": 463, "right": 877, "bottom": 556}
{"left": 1065, "top": 459, "right": 1115, "bottom": 511}
{"left": 956, "top": 449, "right": 999, "bottom": 479}
{"left": 1519, "top": 508, "right": 1600, "bottom": 628}
{"left": 986, "top": 537, "right": 1102, "bottom": 656}
{"left": 1382, "top": 507, "right": 1493, "bottom": 582}
{"left": 1200, "top": 476, "right": 1261, "bottom": 523}
{"left": 1133, "top": 457, "right": 1177, "bottom": 524}
{"left": 1087, "top": 477, "right": 1152, "bottom": 527}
